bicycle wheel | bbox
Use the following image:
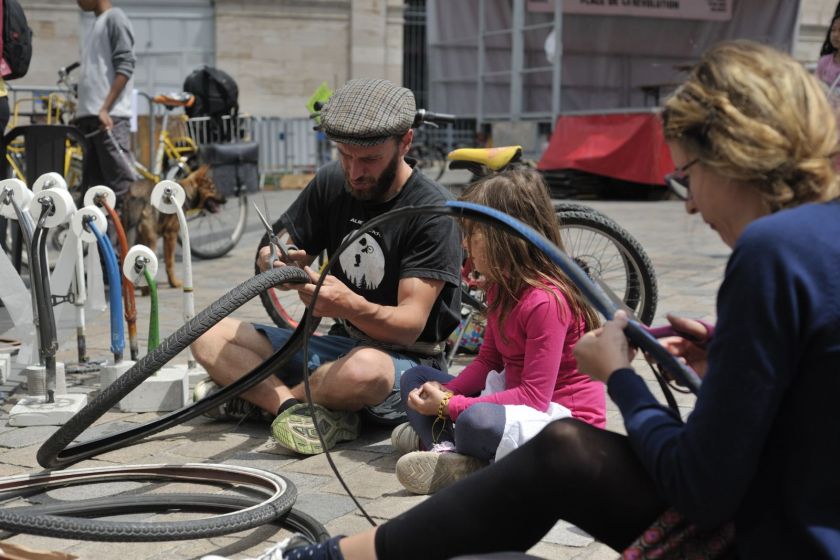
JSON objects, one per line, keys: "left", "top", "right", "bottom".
{"left": 408, "top": 144, "right": 447, "bottom": 182}
{"left": 556, "top": 210, "right": 658, "bottom": 325}
{"left": 37, "top": 266, "right": 312, "bottom": 469}
{"left": 0, "top": 463, "right": 296, "bottom": 541}
{"left": 553, "top": 201, "right": 605, "bottom": 216}
{"left": 166, "top": 164, "right": 249, "bottom": 260}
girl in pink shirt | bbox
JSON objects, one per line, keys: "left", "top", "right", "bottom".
{"left": 392, "top": 168, "right": 605, "bottom": 495}
{"left": 817, "top": 14, "right": 840, "bottom": 93}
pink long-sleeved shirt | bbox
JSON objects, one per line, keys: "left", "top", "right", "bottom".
{"left": 444, "top": 284, "right": 606, "bottom": 428}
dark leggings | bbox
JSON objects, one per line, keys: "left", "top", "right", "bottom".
{"left": 401, "top": 366, "right": 505, "bottom": 460}
{"left": 375, "top": 418, "right": 666, "bottom": 560}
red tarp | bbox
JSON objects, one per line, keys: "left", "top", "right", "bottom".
{"left": 537, "top": 112, "right": 674, "bottom": 186}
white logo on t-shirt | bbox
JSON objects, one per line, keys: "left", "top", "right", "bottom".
{"left": 338, "top": 231, "right": 385, "bottom": 290}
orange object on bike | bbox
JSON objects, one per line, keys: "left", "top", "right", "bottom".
{"left": 153, "top": 92, "right": 195, "bottom": 108}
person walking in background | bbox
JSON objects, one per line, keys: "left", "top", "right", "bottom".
{"left": 75, "top": 0, "right": 136, "bottom": 208}
{"left": 817, "top": 13, "right": 840, "bottom": 95}
{"left": 391, "top": 167, "right": 605, "bottom": 496}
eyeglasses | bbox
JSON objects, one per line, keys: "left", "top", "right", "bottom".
{"left": 664, "top": 158, "right": 699, "bottom": 201}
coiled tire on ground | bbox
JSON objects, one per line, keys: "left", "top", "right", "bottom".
{"left": 0, "top": 495, "right": 330, "bottom": 544}
{"left": 0, "top": 464, "right": 299, "bottom": 541}
{"left": 556, "top": 210, "right": 658, "bottom": 325}
{"left": 37, "top": 266, "right": 312, "bottom": 469}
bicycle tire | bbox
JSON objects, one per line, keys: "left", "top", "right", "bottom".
{"left": 0, "top": 463, "right": 296, "bottom": 541}
{"left": 3, "top": 497, "right": 329, "bottom": 544}
{"left": 428, "top": 145, "right": 448, "bottom": 181}
{"left": 556, "top": 210, "right": 658, "bottom": 325}
{"left": 9, "top": 500, "right": 329, "bottom": 543}
{"left": 552, "top": 201, "right": 605, "bottom": 216}
{"left": 176, "top": 162, "right": 248, "bottom": 259}
{"left": 37, "top": 266, "right": 312, "bottom": 469}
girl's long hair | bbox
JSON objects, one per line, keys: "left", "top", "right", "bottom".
{"left": 459, "top": 168, "right": 600, "bottom": 337}
{"left": 820, "top": 14, "right": 840, "bottom": 56}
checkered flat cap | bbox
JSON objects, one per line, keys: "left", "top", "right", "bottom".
{"left": 319, "top": 79, "right": 416, "bottom": 146}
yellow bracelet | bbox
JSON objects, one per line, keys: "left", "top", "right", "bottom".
{"left": 432, "top": 391, "right": 454, "bottom": 444}
{"left": 437, "top": 391, "right": 453, "bottom": 421}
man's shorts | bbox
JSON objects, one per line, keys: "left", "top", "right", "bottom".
{"left": 254, "top": 323, "right": 444, "bottom": 425}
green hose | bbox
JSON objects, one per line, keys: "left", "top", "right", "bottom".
{"left": 144, "top": 268, "right": 160, "bottom": 352}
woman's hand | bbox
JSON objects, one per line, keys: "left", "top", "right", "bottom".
{"left": 658, "top": 314, "right": 711, "bottom": 378}
{"left": 406, "top": 381, "right": 450, "bottom": 417}
{"left": 574, "top": 310, "right": 635, "bottom": 383}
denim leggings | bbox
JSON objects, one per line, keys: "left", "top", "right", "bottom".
{"left": 401, "top": 365, "right": 505, "bottom": 461}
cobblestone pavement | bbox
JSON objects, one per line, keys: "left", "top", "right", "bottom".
{"left": 0, "top": 182, "right": 729, "bottom": 559}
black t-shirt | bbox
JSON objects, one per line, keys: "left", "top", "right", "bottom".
{"left": 279, "top": 160, "right": 462, "bottom": 345}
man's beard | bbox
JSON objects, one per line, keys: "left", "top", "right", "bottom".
{"left": 344, "top": 149, "right": 401, "bottom": 203}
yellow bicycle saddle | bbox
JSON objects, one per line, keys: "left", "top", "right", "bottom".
{"left": 447, "top": 146, "right": 522, "bottom": 171}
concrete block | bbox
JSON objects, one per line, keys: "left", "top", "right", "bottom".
{"left": 0, "top": 352, "right": 11, "bottom": 384}
{"left": 116, "top": 366, "right": 189, "bottom": 413}
{"left": 8, "top": 394, "right": 88, "bottom": 427}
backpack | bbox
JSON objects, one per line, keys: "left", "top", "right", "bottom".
{"left": 2, "top": 0, "right": 33, "bottom": 80}
{"left": 183, "top": 66, "right": 239, "bottom": 119}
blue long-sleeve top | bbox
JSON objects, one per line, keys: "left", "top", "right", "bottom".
{"left": 608, "top": 200, "right": 840, "bottom": 559}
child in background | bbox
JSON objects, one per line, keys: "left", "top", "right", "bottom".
{"left": 391, "top": 167, "right": 606, "bottom": 495}
{"left": 817, "top": 14, "right": 840, "bottom": 95}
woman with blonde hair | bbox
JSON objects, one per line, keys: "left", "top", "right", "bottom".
{"left": 208, "top": 40, "right": 840, "bottom": 560}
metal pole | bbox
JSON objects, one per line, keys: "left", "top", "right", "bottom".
{"left": 477, "top": 0, "right": 486, "bottom": 129}
{"left": 511, "top": 0, "right": 525, "bottom": 121}
{"left": 551, "top": 0, "right": 564, "bottom": 129}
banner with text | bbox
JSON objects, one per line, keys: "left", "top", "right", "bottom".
{"left": 528, "top": 0, "right": 732, "bottom": 21}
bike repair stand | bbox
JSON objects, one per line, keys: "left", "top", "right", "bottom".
{"left": 150, "top": 180, "right": 207, "bottom": 393}
{"left": 0, "top": 180, "right": 35, "bottom": 391}
{"left": 95, "top": 212, "right": 188, "bottom": 412}
{"left": 9, "top": 186, "right": 88, "bottom": 426}
{"left": 85, "top": 185, "right": 140, "bottom": 362}
{"left": 123, "top": 245, "right": 160, "bottom": 353}
{"left": 77, "top": 207, "right": 167, "bottom": 413}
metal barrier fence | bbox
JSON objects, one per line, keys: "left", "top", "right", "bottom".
{"left": 253, "top": 117, "right": 321, "bottom": 174}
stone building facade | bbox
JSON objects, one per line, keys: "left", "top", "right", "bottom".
{"left": 11, "top": 0, "right": 840, "bottom": 119}
{"left": 15, "top": 0, "right": 405, "bottom": 118}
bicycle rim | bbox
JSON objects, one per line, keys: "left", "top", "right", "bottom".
{"left": 187, "top": 191, "right": 248, "bottom": 259}
{"left": 0, "top": 463, "right": 296, "bottom": 541}
{"left": 556, "top": 210, "right": 658, "bottom": 325}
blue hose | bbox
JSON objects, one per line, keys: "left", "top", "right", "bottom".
{"left": 88, "top": 219, "right": 125, "bottom": 360}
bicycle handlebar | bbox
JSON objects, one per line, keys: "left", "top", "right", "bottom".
{"left": 413, "top": 109, "right": 456, "bottom": 128}
{"left": 60, "top": 62, "right": 80, "bottom": 78}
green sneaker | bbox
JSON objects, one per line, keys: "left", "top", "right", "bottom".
{"left": 271, "top": 403, "right": 360, "bottom": 455}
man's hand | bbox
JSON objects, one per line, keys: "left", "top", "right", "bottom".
{"left": 295, "top": 266, "right": 362, "bottom": 319}
{"left": 574, "top": 310, "right": 635, "bottom": 383}
{"left": 407, "top": 381, "right": 449, "bottom": 417}
{"left": 657, "top": 314, "right": 711, "bottom": 378}
{"left": 256, "top": 244, "right": 309, "bottom": 273}
{"left": 98, "top": 108, "right": 113, "bottom": 131}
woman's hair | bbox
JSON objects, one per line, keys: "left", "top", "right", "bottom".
{"left": 820, "top": 14, "right": 840, "bottom": 56}
{"left": 662, "top": 40, "right": 840, "bottom": 212}
{"left": 459, "top": 168, "right": 600, "bottom": 335}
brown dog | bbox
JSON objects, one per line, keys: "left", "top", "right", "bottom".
{"left": 123, "top": 165, "right": 225, "bottom": 289}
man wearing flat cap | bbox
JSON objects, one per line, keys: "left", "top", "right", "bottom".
{"left": 192, "top": 79, "right": 462, "bottom": 455}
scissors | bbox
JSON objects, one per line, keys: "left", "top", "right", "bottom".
{"left": 253, "top": 202, "right": 296, "bottom": 267}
